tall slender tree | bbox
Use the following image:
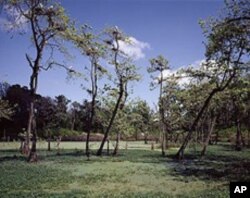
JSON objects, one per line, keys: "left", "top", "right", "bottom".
{"left": 3, "top": 0, "right": 76, "bottom": 162}
{"left": 72, "top": 28, "right": 106, "bottom": 157}
{"left": 148, "top": 55, "right": 169, "bottom": 156}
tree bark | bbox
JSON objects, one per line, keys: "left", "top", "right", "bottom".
{"left": 235, "top": 118, "right": 242, "bottom": 151}
{"left": 201, "top": 114, "right": 216, "bottom": 157}
{"left": 113, "top": 132, "right": 120, "bottom": 155}
{"left": 19, "top": 140, "right": 24, "bottom": 153}
{"left": 144, "top": 133, "right": 148, "bottom": 144}
{"left": 107, "top": 138, "right": 110, "bottom": 155}
{"left": 161, "top": 130, "right": 166, "bottom": 156}
{"left": 47, "top": 137, "right": 51, "bottom": 152}
{"left": 135, "top": 129, "right": 138, "bottom": 141}
{"left": 27, "top": 67, "right": 39, "bottom": 162}
{"left": 159, "top": 70, "right": 166, "bottom": 156}
{"left": 86, "top": 58, "right": 98, "bottom": 157}
{"left": 174, "top": 133, "right": 180, "bottom": 143}
{"left": 97, "top": 89, "right": 123, "bottom": 156}
{"left": 48, "top": 138, "right": 51, "bottom": 151}
{"left": 27, "top": 100, "right": 38, "bottom": 162}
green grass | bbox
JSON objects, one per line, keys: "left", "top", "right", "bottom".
{"left": 0, "top": 141, "right": 249, "bottom": 197}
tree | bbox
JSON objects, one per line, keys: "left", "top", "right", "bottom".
{"left": 0, "top": 82, "right": 10, "bottom": 99}
{"left": 35, "top": 96, "right": 57, "bottom": 151}
{"left": 73, "top": 27, "right": 106, "bottom": 157}
{"left": 129, "top": 99, "right": 152, "bottom": 143}
{"left": 0, "top": 99, "right": 13, "bottom": 120}
{"left": 54, "top": 95, "right": 71, "bottom": 129}
{"left": 148, "top": 55, "right": 169, "bottom": 156}
{"left": 200, "top": 100, "right": 218, "bottom": 157}
{"left": 0, "top": 84, "right": 31, "bottom": 141}
{"left": 175, "top": 0, "right": 250, "bottom": 159}
{"left": 0, "top": 82, "right": 13, "bottom": 121}
{"left": 69, "top": 101, "right": 82, "bottom": 131}
{"left": 2, "top": 0, "right": 76, "bottom": 162}
{"left": 111, "top": 102, "right": 130, "bottom": 155}
{"left": 218, "top": 76, "right": 250, "bottom": 151}
{"left": 96, "top": 27, "right": 140, "bottom": 156}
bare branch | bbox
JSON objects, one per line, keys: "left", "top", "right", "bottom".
{"left": 25, "top": 53, "right": 34, "bottom": 69}
{"left": 39, "top": 62, "right": 81, "bottom": 76}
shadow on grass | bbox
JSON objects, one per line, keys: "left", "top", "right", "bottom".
{"left": 41, "top": 149, "right": 167, "bottom": 164}
{"left": 1, "top": 144, "right": 250, "bottom": 183}
{"left": 167, "top": 150, "right": 250, "bottom": 182}
{"left": 0, "top": 148, "right": 26, "bottom": 163}
{"left": 0, "top": 149, "right": 21, "bottom": 153}
{"left": 49, "top": 147, "right": 250, "bottom": 182}
{"left": 0, "top": 155, "right": 26, "bottom": 163}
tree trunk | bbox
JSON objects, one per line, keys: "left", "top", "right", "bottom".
{"left": 161, "top": 127, "right": 166, "bottom": 156}
{"left": 28, "top": 136, "right": 37, "bottom": 162}
{"left": 97, "top": 90, "right": 123, "bottom": 156}
{"left": 135, "top": 129, "right": 138, "bottom": 141}
{"left": 107, "top": 138, "right": 110, "bottom": 155}
{"left": 19, "top": 140, "right": 24, "bottom": 153}
{"left": 240, "top": 130, "right": 246, "bottom": 147}
{"left": 235, "top": 118, "right": 242, "bottom": 151}
{"left": 56, "top": 136, "right": 61, "bottom": 155}
{"left": 3, "top": 129, "right": 5, "bottom": 141}
{"left": 201, "top": 114, "right": 216, "bottom": 157}
{"left": 159, "top": 71, "right": 166, "bottom": 157}
{"left": 144, "top": 133, "right": 148, "bottom": 144}
{"left": 48, "top": 138, "right": 51, "bottom": 151}
{"left": 174, "top": 133, "right": 180, "bottom": 143}
{"left": 175, "top": 89, "right": 218, "bottom": 160}
{"left": 151, "top": 142, "right": 154, "bottom": 150}
{"left": 86, "top": 128, "right": 91, "bottom": 157}
{"left": 26, "top": 34, "right": 43, "bottom": 162}
{"left": 47, "top": 129, "right": 51, "bottom": 151}
{"left": 86, "top": 58, "right": 98, "bottom": 157}
{"left": 23, "top": 107, "right": 32, "bottom": 154}
{"left": 28, "top": 101, "right": 38, "bottom": 162}
{"left": 113, "top": 132, "right": 120, "bottom": 156}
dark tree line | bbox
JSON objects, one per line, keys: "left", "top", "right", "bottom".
{"left": 0, "top": 82, "right": 154, "bottom": 142}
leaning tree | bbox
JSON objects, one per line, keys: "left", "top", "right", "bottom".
{"left": 96, "top": 27, "right": 140, "bottom": 156}
{"left": 175, "top": 0, "right": 250, "bottom": 159}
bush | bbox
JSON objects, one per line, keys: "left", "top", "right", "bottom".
{"left": 48, "top": 128, "right": 80, "bottom": 137}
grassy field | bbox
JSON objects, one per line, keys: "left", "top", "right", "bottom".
{"left": 0, "top": 141, "right": 249, "bottom": 197}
